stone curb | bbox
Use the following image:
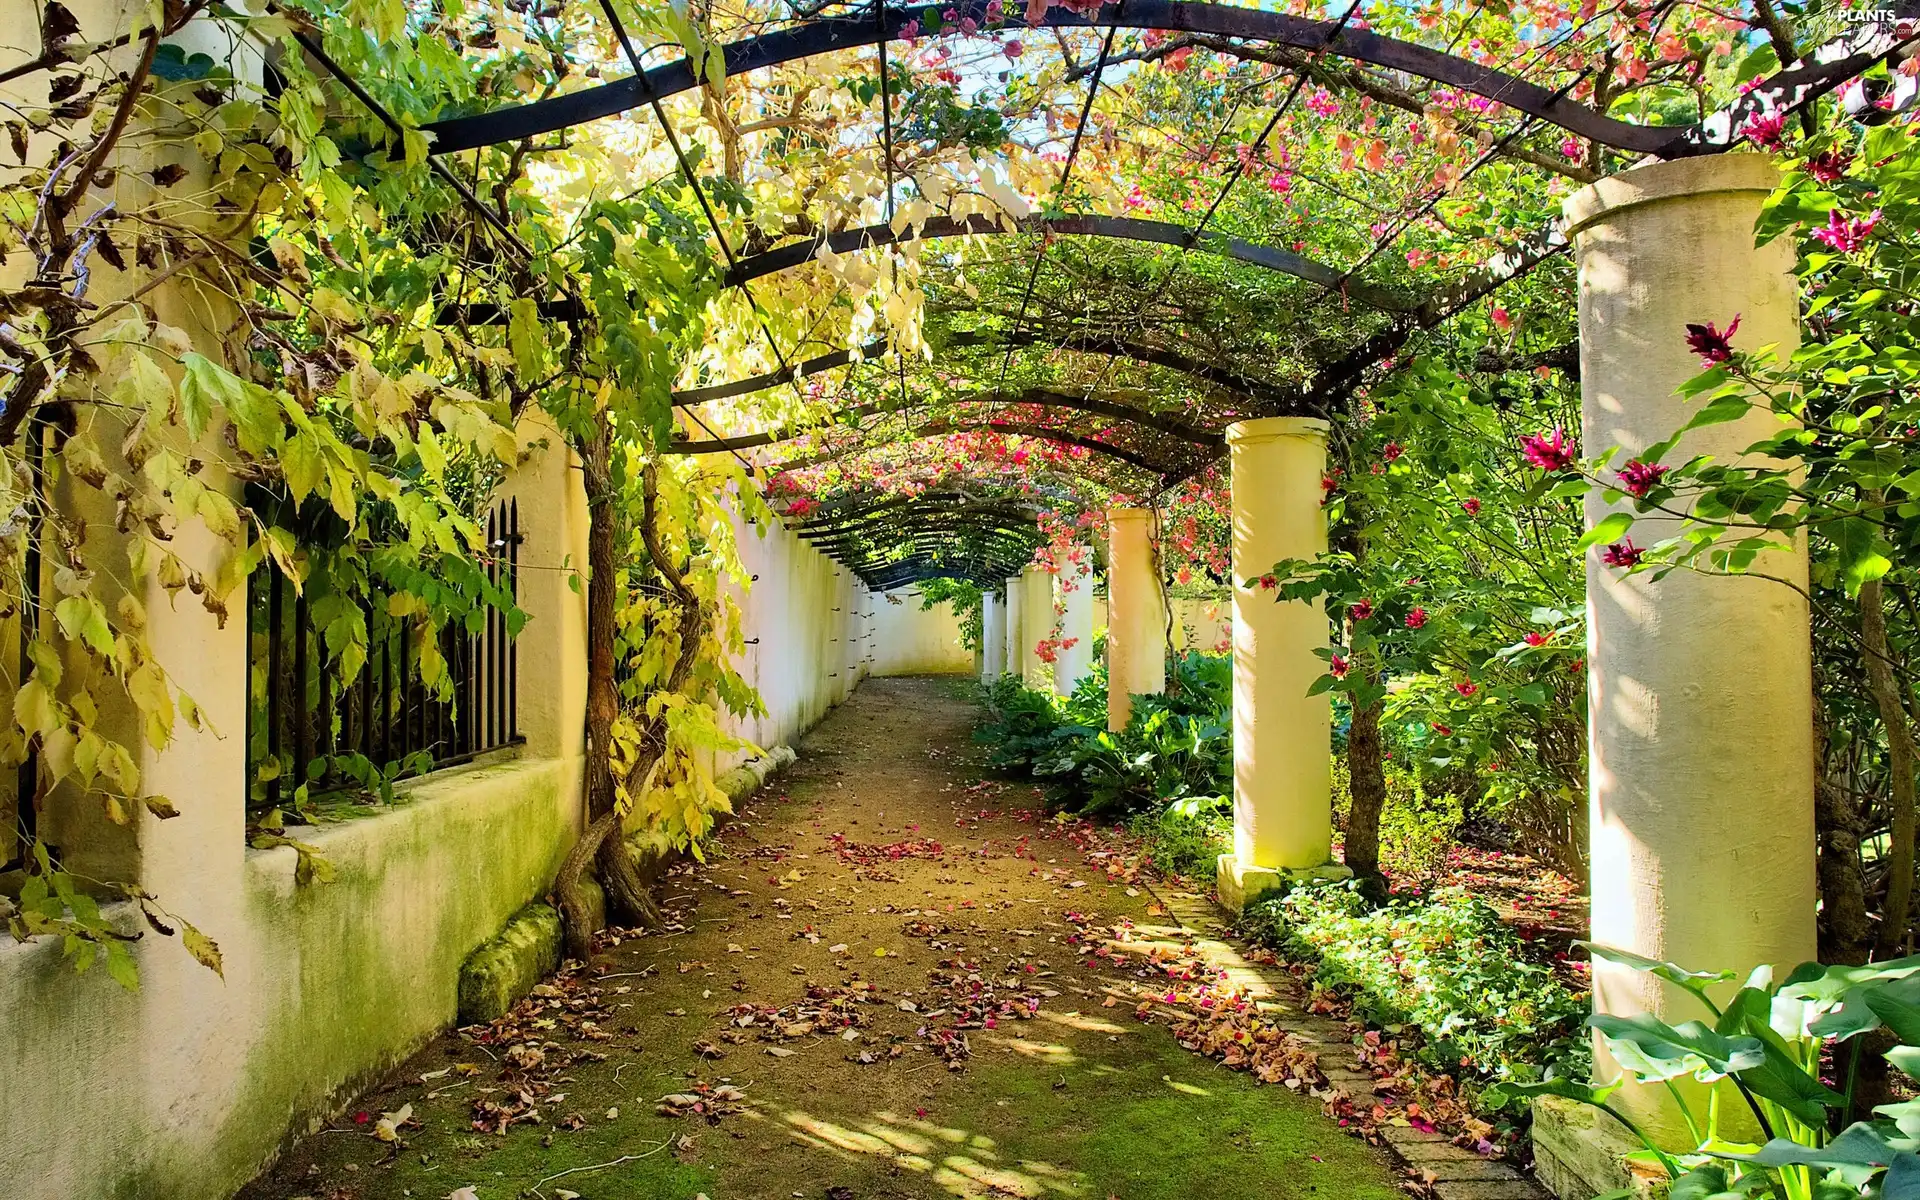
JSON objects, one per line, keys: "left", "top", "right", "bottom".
{"left": 1152, "top": 889, "right": 1551, "bottom": 1200}
{"left": 455, "top": 745, "right": 798, "bottom": 1024}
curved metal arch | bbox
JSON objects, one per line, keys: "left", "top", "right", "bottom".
{"left": 672, "top": 329, "right": 1283, "bottom": 408}
{"left": 669, "top": 389, "right": 1223, "bottom": 455}
{"left": 423, "top": 0, "right": 1711, "bottom": 158}
{"left": 723, "top": 213, "right": 1415, "bottom": 313}
{"left": 776, "top": 420, "right": 1176, "bottom": 475}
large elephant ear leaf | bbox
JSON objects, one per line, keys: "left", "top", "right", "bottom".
{"left": 1780, "top": 955, "right": 1920, "bottom": 1006}
{"left": 1583, "top": 943, "right": 1736, "bottom": 1003}
{"left": 1589, "top": 1012, "right": 1765, "bottom": 1083}
{"left": 1884, "top": 1149, "right": 1920, "bottom": 1200}
{"left": 1666, "top": 1165, "right": 1739, "bottom": 1200}
{"left": 1713, "top": 1124, "right": 1907, "bottom": 1189}
{"left": 1716, "top": 987, "right": 1848, "bottom": 1125}
{"left": 1480, "top": 1075, "right": 1624, "bottom": 1110}
{"left": 1887, "top": 1045, "right": 1920, "bottom": 1082}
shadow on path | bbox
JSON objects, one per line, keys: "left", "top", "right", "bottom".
{"left": 238, "top": 676, "right": 1404, "bottom": 1200}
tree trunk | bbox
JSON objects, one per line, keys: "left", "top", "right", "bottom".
{"left": 554, "top": 446, "right": 702, "bottom": 959}
{"left": 1345, "top": 688, "right": 1388, "bottom": 897}
{"left": 1815, "top": 692, "right": 1873, "bottom": 963}
{"left": 1864, "top": 577, "right": 1917, "bottom": 959}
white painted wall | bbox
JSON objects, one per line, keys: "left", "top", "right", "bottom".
{"left": 869, "top": 588, "right": 974, "bottom": 676}
{"left": 723, "top": 507, "right": 872, "bottom": 767}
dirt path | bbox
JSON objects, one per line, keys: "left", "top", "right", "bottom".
{"left": 240, "top": 676, "right": 1405, "bottom": 1200}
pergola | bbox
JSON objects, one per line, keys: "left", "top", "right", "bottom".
{"left": 304, "top": 0, "right": 1909, "bottom": 1174}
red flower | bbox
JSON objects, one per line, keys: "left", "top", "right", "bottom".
{"left": 353, "top": 1111, "right": 371, "bottom": 1125}
{"left": 1350, "top": 598, "right": 1374, "bottom": 621}
{"left": 1684, "top": 314, "right": 1741, "bottom": 365}
{"left": 1320, "top": 474, "right": 1339, "bottom": 495}
{"left": 1258, "top": 574, "right": 1278, "bottom": 591}
{"left": 1520, "top": 427, "right": 1576, "bottom": 471}
{"left": 1524, "top": 631, "right": 1550, "bottom": 647}
{"left": 1404, "top": 606, "right": 1428, "bottom": 629}
{"left": 1454, "top": 680, "right": 1478, "bottom": 697}
{"left": 1461, "top": 497, "right": 1481, "bottom": 517}
{"left": 1330, "top": 653, "right": 1350, "bottom": 679}
{"left": 1615, "top": 459, "right": 1669, "bottom": 497}
{"left": 1805, "top": 149, "right": 1853, "bottom": 182}
{"left": 1431, "top": 723, "right": 1452, "bottom": 737}
{"left": 1601, "top": 538, "right": 1645, "bottom": 568}
{"left": 1382, "top": 442, "right": 1404, "bottom": 462}
{"left": 1739, "top": 110, "right": 1788, "bottom": 150}
{"left": 1491, "top": 307, "right": 1512, "bottom": 332}
{"left": 1812, "top": 208, "right": 1880, "bottom": 254}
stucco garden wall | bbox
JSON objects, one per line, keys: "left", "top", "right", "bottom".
{"left": 1090, "top": 595, "right": 1230, "bottom": 654}
{"left": 870, "top": 588, "right": 974, "bottom": 675}
{"left": 0, "top": 754, "right": 580, "bottom": 1200}
{"left": 728, "top": 510, "right": 873, "bottom": 761}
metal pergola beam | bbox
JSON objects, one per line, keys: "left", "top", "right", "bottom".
{"left": 422, "top": 0, "right": 1767, "bottom": 159}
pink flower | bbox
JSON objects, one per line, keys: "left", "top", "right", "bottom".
{"left": 1004, "top": 38, "right": 1023, "bottom": 57}
{"left": 1306, "top": 89, "right": 1339, "bottom": 117}
{"left": 1405, "top": 606, "right": 1428, "bottom": 629}
{"left": 1684, "top": 314, "right": 1741, "bottom": 365}
{"left": 1521, "top": 427, "right": 1577, "bottom": 472}
{"left": 900, "top": 17, "right": 920, "bottom": 38}
{"left": 1805, "top": 150, "right": 1853, "bottom": 182}
{"left": 1616, "top": 459, "right": 1669, "bottom": 497}
{"left": 1812, "top": 208, "right": 1881, "bottom": 254}
{"left": 1383, "top": 442, "right": 1404, "bottom": 462}
{"left": 1454, "top": 680, "right": 1478, "bottom": 697}
{"left": 1258, "top": 574, "right": 1278, "bottom": 591}
{"left": 1266, "top": 171, "right": 1292, "bottom": 194}
{"left": 1601, "top": 539, "right": 1645, "bottom": 568}
{"left": 1330, "top": 653, "right": 1350, "bottom": 679}
{"left": 1740, "top": 110, "right": 1788, "bottom": 150}
{"left": 1461, "top": 497, "right": 1481, "bottom": 517}
{"left": 1524, "top": 631, "right": 1550, "bottom": 647}
{"left": 1491, "top": 307, "right": 1513, "bottom": 332}
{"left": 1351, "top": 599, "right": 1374, "bottom": 621}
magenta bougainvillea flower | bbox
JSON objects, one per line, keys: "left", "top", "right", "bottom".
{"left": 1739, "top": 110, "right": 1788, "bottom": 150}
{"left": 1616, "top": 460, "right": 1669, "bottom": 497}
{"left": 1258, "top": 574, "right": 1278, "bottom": 590}
{"left": 1461, "top": 497, "right": 1481, "bottom": 517}
{"left": 1405, "top": 606, "right": 1429, "bottom": 629}
{"left": 1521, "top": 427, "right": 1576, "bottom": 471}
{"left": 1383, "top": 442, "right": 1404, "bottom": 462}
{"left": 1812, "top": 208, "right": 1881, "bottom": 254}
{"left": 1684, "top": 314, "right": 1741, "bottom": 366}
{"left": 1330, "top": 653, "right": 1350, "bottom": 678}
{"left": 1601, "top": 539, "right": 1646, "bottom": 568}
{"left": 1454, "top": 680, "right": 1478, "bottom": 697}
{"left": 1350, "top": 598, "right": 1374, "bottom": 621}
{"left": 1805, "top": 150, "right": 1853, "bottom": 182}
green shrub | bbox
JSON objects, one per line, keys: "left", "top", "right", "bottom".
{"left": 979, "top": 652, "right": 1234, "bottom": 817}
{"left": 1127, "top": 798, "right": 1231, "bottom": 881}
{"left": 1240, "top": 882, "right": 1588, "bottom": 1108}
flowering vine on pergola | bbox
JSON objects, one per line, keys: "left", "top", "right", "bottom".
{"left": 384, "top": 0, "right": 1899, "bottom": 587}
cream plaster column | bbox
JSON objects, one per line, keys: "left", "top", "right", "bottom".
{"left": 1017, "top": 566, "right": 1054, "bottom": 689}
{"left": 1217, "top": 417, "right": 1338, "bottom": 911}
{"left": 980, "top": 590, "right": 1005, "bottom": 679}
{"left": 1053, "top": 562, "right": 1096, "bottom": 695}
{"left": 1106, "top": 508, "right": 1166, "bottom": 731}
{"left": 504, "top": 410, "right": 591, "bottom": 762}
{"left": 1002, "top": 575, "right": 1025, "bottom": 682}
{"left": 1562, "top": 154, "right": 1813, "bottom": 1144}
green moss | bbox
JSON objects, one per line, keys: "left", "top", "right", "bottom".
{"left": 930, "top": 1032, "right": 1406, "bottom": 1200}
{"left": 457, "top": 902, "right": 564, "bottom": 1025}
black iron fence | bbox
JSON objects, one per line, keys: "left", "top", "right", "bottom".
{"left": 247, "top": 498, "right": 523, "bottom": 810}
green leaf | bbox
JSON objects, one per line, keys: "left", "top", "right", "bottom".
{"left": 1667, "top": 1165, "right": 1737, "bottom": 1200}
{"left": 1589, "top": 1012, "right": 1764, "bottom": 1082}
{"left": 1480, "top": 1074, "right": 1623, "bottom": 1109}
{"left": 1583, "top": 943, "right": 1736, "bottom": 1002}
{"left": 1578, "top": 512, "right": 1634, "bottom": 553}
